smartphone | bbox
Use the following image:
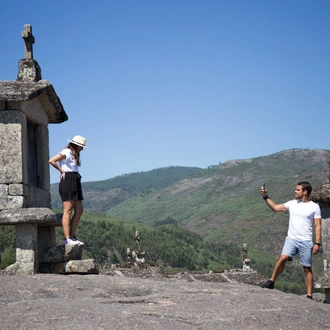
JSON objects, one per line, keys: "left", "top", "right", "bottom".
{"left": 263, "top": 183, "right": 266, "bottom": 190}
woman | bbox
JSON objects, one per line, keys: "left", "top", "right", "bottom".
{"left": 49, "top": 135, "right": 87, "bottom": 245}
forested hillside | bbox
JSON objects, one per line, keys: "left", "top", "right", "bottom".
{"left": 49, "top": 149, "right": 330, "bottom": 254}
{"left": 50, "top": 148, "right": 329, "bottom": 256}
{"left": 50, "top": 166, "right": 202, "bottom": 212}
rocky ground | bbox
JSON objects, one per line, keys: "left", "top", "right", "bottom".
{"left": 0, "top": 265, "right": 329, "bottom": 330}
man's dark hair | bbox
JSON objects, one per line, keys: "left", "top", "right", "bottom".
{"left": 298, "top": 181, "right": 312, "bottom": 196}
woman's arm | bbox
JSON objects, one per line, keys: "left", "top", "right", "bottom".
{"left": 49, "top": 153, "right": 66, "bottom": 180}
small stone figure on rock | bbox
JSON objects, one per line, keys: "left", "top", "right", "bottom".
{"left": 242, "top": 243, "right": 248, "bottom": 260}
{"left": 242, "top": 243, "right": 251, "bottom": 271}
{"left": 132, "top": 230, "right": 146, "bottom": 266}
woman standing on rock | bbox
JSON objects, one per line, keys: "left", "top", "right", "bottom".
{"left": 49, "top": 135, "right": 87, "bottom": 245}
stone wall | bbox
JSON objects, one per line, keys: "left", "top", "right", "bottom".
{"left": 0, "top": 99, "right": 51, "bottom": 210}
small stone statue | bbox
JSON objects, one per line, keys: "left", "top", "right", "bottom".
{"left": 242, "top": 243, "right": 251, "bottom": 271}
{"left": 242, "top": 243, "right": 248, "bottom": 260}
{"left": 132, "top": 230, "right": 146, "bottom": 266}
{"left": 125, "top": 230, "right": 147, "bottom": 267}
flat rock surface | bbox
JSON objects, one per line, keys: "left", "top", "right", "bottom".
{"left": 0, "top": 270, "right": 329, "bottom": 330}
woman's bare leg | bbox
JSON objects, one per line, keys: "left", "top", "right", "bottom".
{"left": 62, "top": 200, "right": 74, "bottom": 238}
{"left": 70, "top": 200, "right": 84, "bottom": 237}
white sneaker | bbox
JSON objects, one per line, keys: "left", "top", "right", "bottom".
{"left": 71, "top": 237, "right": 84, "bottom": 245}
{"left": 63, "top": 238, "right": 79, "bottom": 245}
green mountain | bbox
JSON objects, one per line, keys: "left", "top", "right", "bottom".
{"left": 50, "top": 166, "right": 203, "bottom": 213}
{"left": 103, "top": 149, "right": 329, "bottom": 253}
{"left": 50, "top": 148, "right": 330, "bottom": 256}
{"left": 5, "top": 149, "right": 329, "bottom": 295}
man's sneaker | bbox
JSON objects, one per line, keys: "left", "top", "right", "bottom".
{"left": 71, "top": 237, "right": 84, "bottom": 245}
{"left": 63, "top": 238, "right": 79, "bottom": 245}
{"left": 261, "top": 280, "right": 274, "bottom": 289}
{"left": 307, "top": 295, "right": 313, "bottom": 300}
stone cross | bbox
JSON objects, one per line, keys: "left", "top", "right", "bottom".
{"left": 21, "top": 24, "right": 35, "bottom": 60}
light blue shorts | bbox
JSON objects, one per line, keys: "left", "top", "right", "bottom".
{"left": 281, "top": 237, "right": 313, "bottom": 267}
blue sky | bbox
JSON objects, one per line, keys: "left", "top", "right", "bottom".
{"left": 2, "top": 0, "right": 330, "bottom": 183}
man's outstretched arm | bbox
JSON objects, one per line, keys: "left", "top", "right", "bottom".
{"left": 260, "top": 186, "right": 287, "bottom": 212}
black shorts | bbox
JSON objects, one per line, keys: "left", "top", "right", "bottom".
{"left": 59, "top": 172, "right": 84, "bottom": 202}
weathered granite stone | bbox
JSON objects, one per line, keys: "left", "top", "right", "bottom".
{"left": 21, "top": 24, "right": 35, "bottom": 61}
{"left": 8, "top": 183, "right": 27, "bottom": 196}
{"left": 7, "top": 223, "right": 39, "bottom": 274}
{"left": 0, "top": 110, "right": 25, "bottom": 185}
{"left": 310, "top": 181, "right": 330, "bottom": 204}
{"left": 17, "top": 59, "right": 42, "bottom": 82}
{"left": 0, "top": 185, "right": 8, "bottom": 209}
{"left": 34, "top": 124, "right": 51, "bottom": 191}
{"left": 0, "top": 207, "right": 57, "bottom": 225}
{"left": 0, "top": 184, "right": 8, "bottom": 196}
{"left": 21, "top": 97, "right": 48, "bottom": 125}
{"left": 41, "top": 244, "right": 83, "bottom": 263}
{"left": 64, "top": 259, "right": 99, "bottom": 274}
{"left": 7, "top": 195, "right": 26, "bottom": 209}
{"left": 0, "top": 208, "right": 60, "bottom": 274}
{"left": 0, "top": 273, "right": 329, "bottom": 329}
{"left": 0, "top": 197, "right": 8, "bottom": 210}
{"left": 38, "top": 225, "right": 56, "bottom": 262}
{"left": 25, "top": 186, "right": 51, "bottom": 208}
{"left": 320, "top": 217, "right": 330, "bottom": 272}
{"left": 0, "top": 81, "right": 68, "bottom": 123}
{"left": 39, "top": 259, "right": 98, "bottom": 274}
{"left": 310, "top": 180, "right": 330, "bottom": 303}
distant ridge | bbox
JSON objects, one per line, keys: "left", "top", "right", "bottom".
{"left": 50, "top": 148, "right": 330, "bottom": 254}
{"left": 50, "top": 166, "right": 203, "bottom": 212}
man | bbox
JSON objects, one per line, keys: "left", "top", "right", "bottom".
{"left": 260, "top": 181, "right": 321, "bottom": 299}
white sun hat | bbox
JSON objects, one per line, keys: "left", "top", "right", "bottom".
{"left": 67, "top": 135, "right": 87, "bottom": 148}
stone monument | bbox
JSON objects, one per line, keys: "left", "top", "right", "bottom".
{"left": 0, "top": 24, "right": 97, "bottom": 275}
{"left": 0, "top": 24, "right": 67, "bottom": 210}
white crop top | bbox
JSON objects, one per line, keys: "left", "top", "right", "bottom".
{"left": 58, "top": 148, "right": 79, "bottom": 172}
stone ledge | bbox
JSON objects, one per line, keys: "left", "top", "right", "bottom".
{"left": 41, "top": 244, "right": 83, "bottom": 263}
{"left": 0, "top": 207, "right": 59, "bottom": 225}
{"left": 0, "top": 80, "right": 68, "bottom": 123}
